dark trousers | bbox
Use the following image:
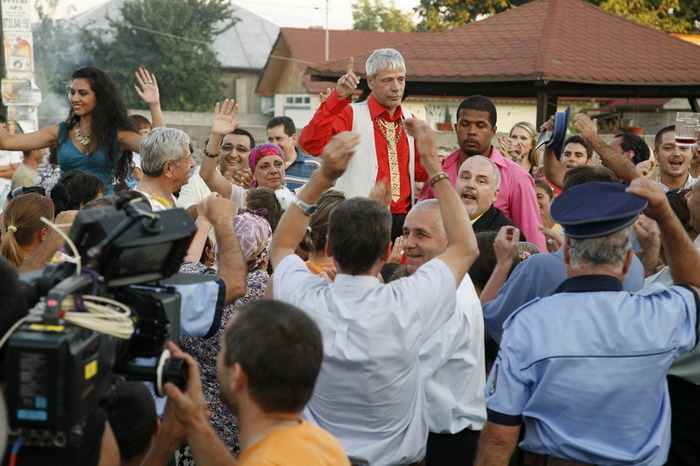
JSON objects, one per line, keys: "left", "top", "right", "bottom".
{"left": 666, "top": 375, "right": 700, "bottom": 465}
{"left": 425, "top": 427, "right": 480, "bottom": 466}
{"left": 391, "top": 213, "right": 407, "bottom": 244}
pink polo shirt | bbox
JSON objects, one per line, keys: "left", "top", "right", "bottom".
{"left": 419, "top": 146, "right": 546, "bottom": 252}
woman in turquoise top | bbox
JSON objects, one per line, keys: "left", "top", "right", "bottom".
{"left": 0, "top": 66, "right": 162, "bottom": 194}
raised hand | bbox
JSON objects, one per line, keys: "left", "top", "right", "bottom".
{"left": 369, "top": 179, "right": 392, "bottom": 206}
{"left": 494, "top": 226, "right": 520, "bottom": 265}
{"left": 211, "top": 99, "right": 240, "bottom": 137}
{"left": 387, "top": 235, "right": 405, "bottom": 264}
{"left": 404, "top": 118, "right": 440, "bottom": 175}
{"left": 573, "top": 114, "right": 598, "bottom": 140}
{"left": 336, "top": 57, "right": 360, "bottom": 100}
{"left": 133, "top": 67, "right": 160, "bottom": 106}
{"left": 319, "top": 131, "right": 360, "bottom": 181}
{"left": 540, "top": 115, "right": 555, "bottom": 133}
{"left": 222, "top": 164, "right": 254, "bottom": 188}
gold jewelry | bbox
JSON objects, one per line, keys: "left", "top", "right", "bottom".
{"left": 74, "top": 122, "right": 92, "bottom": 154}
{"left": 429, "top": 172, "right": 449, "bottom": 187}
{"left": 375, "top": 117, "right": 403, "bottom": 202}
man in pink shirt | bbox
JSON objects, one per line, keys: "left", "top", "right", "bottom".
{"left": 419, "top": 95, "right": 546, "bottom": 251}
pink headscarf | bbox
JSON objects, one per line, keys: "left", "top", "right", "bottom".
{"left": 233, "top": 208, "right": 272, "bottom": 272}
{"left": 248, "top": 143, "right": 285, "bottom": 172}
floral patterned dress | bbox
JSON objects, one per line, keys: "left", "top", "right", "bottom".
{"left": 177, "top": 261, "right": 269, "bottom": 463}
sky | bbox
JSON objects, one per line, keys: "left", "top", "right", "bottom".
{"left": 38, "top": 0, "right": 422, "bottom": 29}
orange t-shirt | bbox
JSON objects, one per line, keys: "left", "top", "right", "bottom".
{"left": 238, "top": 421, "right": 349, "bottom": 465}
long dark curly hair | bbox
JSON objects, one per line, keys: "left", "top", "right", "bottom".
{"left": 64, "top": 67, "right": 135, "bottom": 183}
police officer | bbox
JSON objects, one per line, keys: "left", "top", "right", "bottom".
{"left": 475, "top": 179, "right": 700, "bottom": 465}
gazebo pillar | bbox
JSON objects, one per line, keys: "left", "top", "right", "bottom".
{"left": 536, "top": 88, "right": 558, "bottom": 128}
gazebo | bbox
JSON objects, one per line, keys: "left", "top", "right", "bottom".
{"left": 305, "top": 0, "right": 700, "bottom": 126}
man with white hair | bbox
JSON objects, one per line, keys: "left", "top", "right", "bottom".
{"left": 300, "top": 48, "right": 426, "bottom": 240}
{"left": 134, "top": 127, "right": 194, "bottom": 211}
{"left": 457, "top": 155, "right": 525, "bottom": 240}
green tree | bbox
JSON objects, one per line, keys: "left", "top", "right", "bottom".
{"left": 33, "top": 0, "right": 90, "bottom": 117}
{"left": 352, "top": 0, "right": 415, "bottom": 32}
{"left": 415, "top": 0, "right": 697, "bottom": 32}
{"left": 85, "top": 0, "right": 237, "bottom": 112}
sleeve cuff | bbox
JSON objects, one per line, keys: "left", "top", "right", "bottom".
{"left": 486, "top": 408, "right": 522, "bottom": 426}
{"left": 202, "top": 278, "right": 226, "bottom": 339}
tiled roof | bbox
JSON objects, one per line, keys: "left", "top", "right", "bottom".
{"left": 308, "top": 0, "right": 700, "bottom": 86}
{"left": 257, "top": 28, "right": 431, "bottom": 96}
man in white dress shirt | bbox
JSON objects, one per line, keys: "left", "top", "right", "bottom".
{"left": 270, "top": 120, "right": 479, "bottom": 465}
{"left": 402, "top": 199, "right": 486, "bottom": 465}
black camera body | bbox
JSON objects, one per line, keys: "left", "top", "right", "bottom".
{"left": 4, "top": 197, "right": 197, "bottom": 448}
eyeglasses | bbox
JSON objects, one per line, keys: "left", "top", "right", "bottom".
{"left": 221, "top": 144, "right": 251, "bottom": 154}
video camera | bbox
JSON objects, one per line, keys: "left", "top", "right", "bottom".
{"left": 4, "top": 194, "right": 197, "bottom": 448}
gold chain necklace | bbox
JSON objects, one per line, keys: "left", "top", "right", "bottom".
{"left": 74, "top": 122, "right": 92, "bottom": 155}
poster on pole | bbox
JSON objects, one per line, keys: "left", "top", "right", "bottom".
{"left": 1, "top": 0, "right": 34, "bottom": 78}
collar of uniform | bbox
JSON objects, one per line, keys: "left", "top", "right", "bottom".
{"left": 554, "top": 274, "right": 623, "bottom": 294}
{"left": 367, "top": 93, "right": 404, "bottom": 122}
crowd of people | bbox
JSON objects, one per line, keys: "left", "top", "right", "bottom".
{"left": 0, "top": 46, "right": 700, "bottom": 466}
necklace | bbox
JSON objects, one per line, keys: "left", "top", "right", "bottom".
{"left": 74, "top": 122, "right": 92, "bottom": 155}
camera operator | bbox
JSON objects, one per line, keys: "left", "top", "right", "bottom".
{"left": 142, "top": 300, "right": 349, "bottom": 465}
{"left": 0, "top": 255, "right": 120, "bottom": 466}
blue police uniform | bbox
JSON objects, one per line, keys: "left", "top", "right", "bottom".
{"left": 486, "top": 276, "right": 699, "bottom": 464}
{"left": 485, "top": 182, "right": 700, "bottom": 465}
{"left": 483, "top": 246, "right": 645, "bottom": 344}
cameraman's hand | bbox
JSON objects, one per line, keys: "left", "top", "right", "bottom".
{"left": 162, "top": 342, "right": 209, "bottom": 430}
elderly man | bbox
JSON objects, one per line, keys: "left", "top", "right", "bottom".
{"left": 457, "top": 155, "right": 525, "bottom": 240}
{"left": 273, "top": 120, "right": 478, "bottom": 465}
{"left": 402, "top": 199, "right": 485, "bottom": 465}
{"left": 419, "top": 95, "right": 545, "bottom": 251}
{"left": 481, "top": 166, "right": 646, "bottom": 344}
{"left": 299, "top": 48, "right": 426, "bottom": 240}
{"left": 475, "top": 179, "right": 700, "bottom": 465}
{"left": 134, "top": 127, "right": 194, "bottom": 211}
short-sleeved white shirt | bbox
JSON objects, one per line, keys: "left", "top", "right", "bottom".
{"left": 273, "top": 254, "right": 457, "bottom": 465}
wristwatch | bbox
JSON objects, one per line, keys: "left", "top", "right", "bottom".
{"left": 293, "top": 198, "right": 318, "bottom": 216}
{"left": 203, "top": 148, "right": 220, "bottom": 159}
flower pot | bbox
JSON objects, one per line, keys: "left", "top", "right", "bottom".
{"left": 627, "top": 126, "right": 644, "bottom": 135}
{"left": 436, "top": 122, "right": 452, "bottom": 131}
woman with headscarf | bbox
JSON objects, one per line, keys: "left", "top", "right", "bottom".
{"left": 177, "top": 208, "right": 272, "bottom": 463}
{"left": 199, "top": 101, "right": 299, "bottom": 212}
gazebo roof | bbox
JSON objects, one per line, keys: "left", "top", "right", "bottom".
{"left": 307, "top": 0, "right": 700, "bottom": 88}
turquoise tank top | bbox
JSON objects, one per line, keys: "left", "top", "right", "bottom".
{"left": 57, "top": 121, "right": 123, "bottom": 194}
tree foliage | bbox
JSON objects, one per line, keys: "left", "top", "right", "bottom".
{"left": 414, "top": 0, "right": 698, "bottom": 33}
{"left": 33, "top": 0, "right": 90, "bottom": 117}
{"left": 85, "top": 0, "right": 237, "bottom": 112}
{"left": 352, "top": 0, "right": 415, "bottom": 32}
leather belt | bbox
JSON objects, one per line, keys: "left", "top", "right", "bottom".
{"left": 522, "top": 451, "right": 593, "bottom": 466}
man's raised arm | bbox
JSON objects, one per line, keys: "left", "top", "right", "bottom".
{"left": 404, "top": 118, "right": 478, "bottom": 284}
{"left": 626, "top": 178, "right": 700, "bottom": 294}
{"left": 270, "top": 132, "right": 361, "bottom": 269}
{"left": 575, "top": 114, "right": 638, "bottom": 184}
